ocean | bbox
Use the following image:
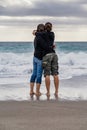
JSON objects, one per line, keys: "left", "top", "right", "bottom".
{"left": 0, "top": 42, "right": 87, "bottom": 101}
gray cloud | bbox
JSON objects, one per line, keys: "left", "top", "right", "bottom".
{"left": 0, "top": 0, "right": 87, "bottom": 27}
{"left": 0, "top": 0, "right": 87, "bottom": 17}
{"left": 0, "top": 17, "right": 87, "bottom": 27}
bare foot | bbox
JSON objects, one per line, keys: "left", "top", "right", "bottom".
{"left": 35, "top": 92, "right": 42, "bottom": 97}
{"left": 54, "top": 92, "right": 58, "bottom": 99}
{"left": 46, "top": 92, "right": 50, "bottom": 97}
{"left": 30, "top": 91, "right": 35, "bottom": 96}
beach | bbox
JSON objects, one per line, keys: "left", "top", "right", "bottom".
{"left": 0, "top": 75, "right": 87, "bottom": 130}
{"left": 0, "top": 100, "right": 87, "bottom": 130}
{"left": 0, "top": 42, "right": 87, "bottom": 130}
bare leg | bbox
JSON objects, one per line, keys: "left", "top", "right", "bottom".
{"left": 30, "top": 82, "right": 35, "bottom": 95}
{"left": 45, "top": 75, "right": 50, "bottom": 96}
{"left": 36, "top": 83, "right": 41, "bottom": 96}
{"left": 53, "top": 75, "right": 59, "bottom": 97}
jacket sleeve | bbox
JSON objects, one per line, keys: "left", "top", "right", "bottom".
{"left": 49, "top": 32, "right": 55, "bottom": 45}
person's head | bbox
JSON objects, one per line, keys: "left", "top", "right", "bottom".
{"left": 45, "top": 22, "right": 52, "bottom": 32}
{"left": 37, "top": 24, "right": 45, "bottom": 32}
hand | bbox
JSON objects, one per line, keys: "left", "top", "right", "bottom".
{"left": 32, "top": 30, "right": 37, "bottom": 35}
{"left": 53, "top": 44, "right": 56, "bottom": 48}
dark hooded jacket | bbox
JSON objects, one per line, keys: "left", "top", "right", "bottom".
{"left": 34, "top": 31, "right": 55, "bottom": 60}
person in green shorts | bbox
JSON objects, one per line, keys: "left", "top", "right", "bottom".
{"left": 43, "top": 22, "right": 59, "bottom": 97}
{"left": 42, "top": 51, "right": 59, "bottom": 97}
{"left": 33, "top": 22, "right": 59, "bottom": 97}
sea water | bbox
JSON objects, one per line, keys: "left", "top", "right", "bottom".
{"left": 0, "top": 42, "right": 87, "bottom": 101}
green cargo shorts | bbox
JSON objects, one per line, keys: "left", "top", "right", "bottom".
{"left": 42, "top": 53, "right": 59, "bottom": 77}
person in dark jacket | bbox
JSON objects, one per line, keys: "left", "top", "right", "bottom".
{"left": 34, "top": 22, "right": 59, "bottom": 97}
{"left": 30, "top": 24, "right": 51, "bottom": 96}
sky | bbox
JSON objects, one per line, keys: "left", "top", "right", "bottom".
{"left": 0, "top": 0, "right": 87, "bottom": 41}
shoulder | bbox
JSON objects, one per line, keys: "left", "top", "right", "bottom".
{"left": 50, "top": 31, "right": 55, "bottom": 35}
{"left": 48, "top": 32, "right": 55, "bottom": 38}
{"left": 35, "top": 31, "right": 46, "bottom": 36}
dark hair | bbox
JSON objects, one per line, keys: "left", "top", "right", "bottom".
{"left": 37, "top": 24, "right": 45, "bottom": 32}
{"left": 45, "top": 22, "right": 52, "bottom": 32}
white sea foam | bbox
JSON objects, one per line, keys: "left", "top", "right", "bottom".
{"left": 58, "top": 52, "right": 87, "bottom": 79}
{"left": 0, "top": 77, "right": 87, "bottom": 101}
{"left": 0, "top": 52, "right": 33, "bottom": 78}
{"left": 0, "top": 51, "right": 87, "bottom": 82}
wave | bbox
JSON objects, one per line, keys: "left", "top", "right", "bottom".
{"left": 0, "top": 51, "right": 87, "bottom": 79}
{"left": 58, "top": 51, "right": 87, "bottom": 79}
{"left": 0, "top": 52, "right": 33, "bottom": 77}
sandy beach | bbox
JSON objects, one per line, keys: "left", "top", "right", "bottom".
{"left": 0, "top": 75, "right": 87, "bottom": 130}
{"left": 0, "top": 100, "right": 87, "bottom": 130}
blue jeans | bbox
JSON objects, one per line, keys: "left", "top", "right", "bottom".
{"left": 30, "top": 57, "right": 43, "bottom": 84}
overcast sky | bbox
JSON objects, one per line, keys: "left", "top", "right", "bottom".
{"left": 0, "top": 0, "right": 87, "bottom": 41}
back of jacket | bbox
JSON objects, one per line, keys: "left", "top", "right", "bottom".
{"left": 35, "top": 31, "right": 55, "bottom": 57}
{"left": 34, "top": 34, "right": 54, "bottom": 60}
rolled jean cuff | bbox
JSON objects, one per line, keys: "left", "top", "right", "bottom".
{"left": 36, "top": 78, "right": 42, "bottom": 84}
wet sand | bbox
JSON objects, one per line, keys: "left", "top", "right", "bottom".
{"left": 0, "top": 100, "right": 87, "bottom": 130}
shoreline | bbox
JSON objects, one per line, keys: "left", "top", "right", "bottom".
{"left": 0, "top": 75, "right": 87, "bottom": 101}
{"left": 0, "top": 100, "right": 87, "bottom": 130}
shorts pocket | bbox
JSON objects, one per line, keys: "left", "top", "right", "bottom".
{"left": 42, "top": 61, "right": 47, "bottom": 68}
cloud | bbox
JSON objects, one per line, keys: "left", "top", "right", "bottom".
{"left": 0, "top": 0, "right": 87, "bottom": 27}
{"left": 0, "top": 0, "right": 87, "bottom": 41}
{"left": 0, "top": 16, "right": 87, "bottom": 27}
{"left": 0, "top": 0, "right": 87, "bottom": 17}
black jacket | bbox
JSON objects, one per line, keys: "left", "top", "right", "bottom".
{"left": 34, "top": 31, "right": 55, "bottom": 60}
{"left": 36, "top": 31, "right": 55, "bottom": 46}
